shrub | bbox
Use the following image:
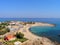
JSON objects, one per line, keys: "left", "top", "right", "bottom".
{"left": 6, "top": 28, "right": 10, "bottom": 32}
{"left": 0, "top": 28, "right": 10, "bottom": 35}
{"left": 15, "top": 32, "right": 24, "bottom": 39}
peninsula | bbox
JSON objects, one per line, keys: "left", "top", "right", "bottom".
{"left": 0, "top": 21, "right": 56, "bottom": 45}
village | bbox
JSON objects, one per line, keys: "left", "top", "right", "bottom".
{"left": 0, "top": 21, "right": 35, "bottom": 45}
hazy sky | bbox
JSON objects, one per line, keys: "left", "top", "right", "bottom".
{"left": 0, "top": 0, "right": 60, "bottom": 18}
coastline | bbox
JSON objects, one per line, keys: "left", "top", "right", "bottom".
{"left": 19, "top": 22, "right": 55, "bottom": 40}
{"left": 18, "top": 22, "right": 55, "bottom": 45}
{"left": 0, "top": 21, "right": 56, "bottom": 45}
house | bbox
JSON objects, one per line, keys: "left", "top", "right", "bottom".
{"left": 14, "top": 41, "right": 21, "bottom": 45}
{"left": 9, "top": 21, "right": 20, "bottom": 25}
{"left": 4, "top": 34, "right": 16, "bottom": 41}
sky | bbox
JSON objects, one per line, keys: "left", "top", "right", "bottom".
{"left": 0, "top": 0, "right": 60, "bottom": 18}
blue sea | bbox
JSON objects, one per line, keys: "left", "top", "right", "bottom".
{"left": 0, "top": 18, "right": 60, "bottom": 43}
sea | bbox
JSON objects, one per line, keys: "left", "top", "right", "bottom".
{"left": 0, "top": 18, "right": 60, "bottom": 43}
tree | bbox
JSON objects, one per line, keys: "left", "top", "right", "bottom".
{"left": 15, "top": 32, "right": 24, "bottom": 38}
{"left": 6, "top": 28, "right": 10, "bottom": 32}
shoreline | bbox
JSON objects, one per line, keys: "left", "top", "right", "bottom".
{"left": 19, "top": 22, "right": 55, "bottom": 40}
{"left": 0, "top": 22, "right": 56, "bottom": 45}
{"left": 18, "top": 22, "right": 55, "bottom": 45}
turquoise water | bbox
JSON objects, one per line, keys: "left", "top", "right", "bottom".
{"left": 30, "top": 26, "right": 60, "bottom": 43}
{"left": 0, "top": 18, "right": 60, "bottom": 43}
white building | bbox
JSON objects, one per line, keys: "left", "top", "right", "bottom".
{"left": 14, "top": 41, "right": 21, "bottom": 45}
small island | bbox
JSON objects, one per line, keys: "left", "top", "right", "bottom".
{"left": 0, "top": 21, "right": 56, "bottom": 45}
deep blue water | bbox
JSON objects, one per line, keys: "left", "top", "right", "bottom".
{"left": 0, "top": 18, "right": 60, "bottom": 43}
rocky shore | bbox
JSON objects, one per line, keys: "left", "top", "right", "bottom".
{"left": 22, "top": 37, "right": 55, "bottom": 45}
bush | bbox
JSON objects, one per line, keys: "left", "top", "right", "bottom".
{"left": 1, "top": 22, "right": 9, "bottom": 26}
{"left": 0, "top": 22, "right": 10, "bottom": 35}
{"left": 6, "top": 28, "right": 10, "bottom": 32}
{"left": 0, "top": 30, "right": 7, "bottom": 35}
{"left": 15, "top": 32, "right": 24, "bottom": 39}
{"left": 0, "top": 28, "right": 10, "bottom": 35}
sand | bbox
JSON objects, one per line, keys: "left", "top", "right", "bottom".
{"left": 19, "top": 22, "right": 54, "bottom": 39}
{"left": 18, "top": 22, "right": 55, "bottom": 45}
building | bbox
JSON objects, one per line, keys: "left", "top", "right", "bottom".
{"left": 4, "top": 34, "right": 16, "bottom": 41}
{"left": 14, "top": 41, "right": 21, "bottom": 45}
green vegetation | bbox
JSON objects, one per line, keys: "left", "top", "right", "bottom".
{"left": 6, "top": 28, "right": 10, "bottom": 32}
{"left": 0, "top": 22, "right": 9, "bottom": 26}
{"left": 22, "top": 22, "right": 35, "bottom": 25}
{"left": 3, "top": 38, "right": 27, "bottom": 45}
{"left": 0, "top": 22, "right": 10, "bottom": 35}
{"left": 27, "top": 22, "right": 35, "bottom": 24}
{"left": 3, "top": 32, "right": 27, "bottom": 45}
{"left": 15, "top": 32, "right": 24, "bottom": 38}
{"left": 0, "top": 32, "right": 27, "bottom": 45}
{"left": 0, "top": 22, "right": 28, "bottom": 45}
{"left": 0, "top": 22, "right": 9, "bottom": 29}
{"left": 0, "top": 28, "right": 10, "bottom": 35}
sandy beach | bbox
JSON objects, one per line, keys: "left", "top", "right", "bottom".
{"left": 18, "top": 22, "right": 55, "bottom": 45}
{"left": 19, "top": 22, "right": 54, "bottom": 40}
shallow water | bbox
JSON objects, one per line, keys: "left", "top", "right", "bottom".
{"left": 30, "top": 26, "right": 60, "bottom": 43}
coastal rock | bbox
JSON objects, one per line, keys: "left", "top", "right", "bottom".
{"left": 22, "top": 37, "right": 56, "bottom": 45}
